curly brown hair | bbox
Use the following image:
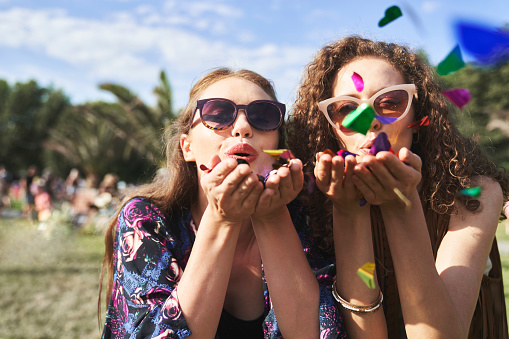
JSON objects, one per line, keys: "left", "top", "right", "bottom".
{"left": 287, "top": 36, "right": 509, "bottom": 254}
{"left": 98, "top": 68, "right": 284, "bottom": 324}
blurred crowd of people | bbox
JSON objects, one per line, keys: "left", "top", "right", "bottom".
{"left": 0, "top": 164, "right": 128, "bottom": 234}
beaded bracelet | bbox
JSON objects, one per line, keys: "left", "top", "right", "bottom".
{"left": 332, "top": 280, "right": 383, "bottom": 314}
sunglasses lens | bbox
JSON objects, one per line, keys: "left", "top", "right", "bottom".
{"left": 373, "top": 90, "right": 409, "bottom": 118}
{"left": 326, "top": 100, "right": 359, "bottom": 124}
{"left": 201, "top": 100, "right": 236, "bottom": 129}
{"left": 247, "top": 102, "right": 282, "bottom": 131}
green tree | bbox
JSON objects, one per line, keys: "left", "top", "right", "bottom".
{"left": 45, "top": 70, "right": 176, "bottom": 183}
{"left": 442, "top": 62, "right": 509, "bottom": 170}
{"left": 0, "top": 80, "right": 70, "bottom": 175}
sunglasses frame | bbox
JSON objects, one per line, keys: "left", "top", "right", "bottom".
{"left": 318, "top": 84, "right": 417, "bottom": 131}
{"left": 191, "top": 98, "right": 286, "bottom": 132}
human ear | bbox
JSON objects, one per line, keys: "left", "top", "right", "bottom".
{"left": 180, "top": 134, "right": 196, "bottom": 162}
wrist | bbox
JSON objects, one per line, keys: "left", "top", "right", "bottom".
{"left": 380, "top": 188, "right": 419, "bottom": 212}
{"left": 332, "top": 201, "right": 368, "bottom": 219}
{"left": 251, "top": 208, "right": 289, "bottom": 228}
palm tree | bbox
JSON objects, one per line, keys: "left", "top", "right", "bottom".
{"left": 45, "top": 71, "right": 177, "bottom": 183}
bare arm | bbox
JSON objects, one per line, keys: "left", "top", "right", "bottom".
{"left": 252, "top": 159, "right": 320, "bottom": 339}
{"left": 177, "top": 158, "right": 264, "bottom": 339}
{"left": 355, "top": 149, "right": 502, "bottom": 338}
{"left": 315, "top": 152, "right": 388, "bottom": 338}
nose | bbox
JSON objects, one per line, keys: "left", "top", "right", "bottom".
{"left": 231, "top": 109, "right": 253, "bottom": 138}
{"left": 369, "top": 116, "right": 382, "bottom": 132}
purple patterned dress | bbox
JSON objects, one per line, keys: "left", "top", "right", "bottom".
{"left": 102, "top": 198, "right": 347, "bottom": 338}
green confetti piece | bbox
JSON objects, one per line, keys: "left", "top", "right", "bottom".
{"left": 378, "top": 5, "right": 403, "bottom": 27}
{"left": 437, "top": 45, "right": 465, "bottom": 75}
{"left": 460, "top": 186, "right": 482, "bottom": 197}
{"left": 342, "top": 103, "right": 375, "bottom": 135}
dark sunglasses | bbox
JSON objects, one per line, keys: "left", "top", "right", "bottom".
{"left": 190, "top": 98, "right": 285, "bottom": 131}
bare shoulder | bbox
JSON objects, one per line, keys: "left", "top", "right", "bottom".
{"left": 449, "top": 175, "right": 503, "bottom": 233}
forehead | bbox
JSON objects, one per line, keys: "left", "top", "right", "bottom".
{"left": 333, "top": 57, "right": 406, "bottom": 96}
{"left": 198, "top": 77, "right": 273, "bottom": 103}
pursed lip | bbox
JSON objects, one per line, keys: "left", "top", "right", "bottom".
{"left": 224, "top": 143, "right": 258, "bottom": 163}
{"left": 358, "top": 138, "right": 375, "bottom": 155}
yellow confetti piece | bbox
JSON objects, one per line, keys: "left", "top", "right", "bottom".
{"left": 263, "top": 149, "right": 295, "bottom": 160}
{"left": 393, "top": 188, "right": 411, "bottom": 209}
{"left": 357, "top": 262, "right": 376, "bottom": 289}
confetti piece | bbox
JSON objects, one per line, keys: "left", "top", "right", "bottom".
{"left": 351, "top": 72, "right": 364, "bottom": 92}
{"left": 436, "top": 45, "right": 465, "bottom": 75}
{"left": 359, "top": 197, "right": 367, "bottom": 207}
{"left": 357, "top": 262, "right": 376, "bottom": 289}
{"left": 337, "top": 150, "right": 359, "bottom": 159}
{"left": 236, "top": 158, "right": 249, "bottom": 165}
{"left": 375, "top": 115, "right": 398, "bottom": 124}
{"left": 199, "top": 164, "right": 211, "bottom": 172}
{"left": 378, "top": 5, "right": 402, "bottom": 27}
{"left": 456, "top": 21, "right": 509, "bottom": 66}
{"left": 442, "top": 89, "right": 471, "bottom": 109}
{"left": 370, "top": 132, "right": 392, "bottom": 155}
{"left": 322, "top": 149, "right": 336, "bottom": 157}
{"left": 399, "top": 1, "right": 426, "bottom": 36}
{"left": 460, "top": 186, "right": 482, "bottom": 197}
{"left": 263, "top": 149, "right": 295, "bottom": 160}
{"left": 342, "top": 103, "right": 375, "bottom": 135}
{"left": 265, "top": 149, "right": 295, "bottom": 170}
{"left": 407, "top": 116, "right": 429, "bottom": 128}
{"left": 393, "top": 188, "right": 411, "bottom": 208}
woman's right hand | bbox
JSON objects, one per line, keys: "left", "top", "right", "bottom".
{"left": 314, "top": 152, "right": 364, "bottom": 214}
{"left": 200, "top": 155, "right": 264, "bottom": 222}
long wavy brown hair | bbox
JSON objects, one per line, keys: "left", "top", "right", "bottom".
{"left": 98, "top": 68, "right": 284, "bottom": 324}
{"left": 287, "top": 36, "right": 509, "bottom": 254}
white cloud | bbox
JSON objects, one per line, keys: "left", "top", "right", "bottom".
{"left": 0, "top": 4, "right": 313, "bottom": 108}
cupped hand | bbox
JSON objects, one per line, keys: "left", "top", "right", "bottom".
{"left": 314, "top": 152, "right": 364, "bottom": 212}
{"left": 352, "top": 148, "right": 422, "bottom": 207}
{"left": 252, "top": 159, "right": 304, "bottom": 222}
{"left": 200, "top": 156, "right": 264, "bottom": 222}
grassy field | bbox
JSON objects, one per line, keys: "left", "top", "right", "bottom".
{"left": 1, "top": 215, "right": 508, "bottom": 338}
{"left": 0, "top": 215, "right": 105, "bottom": 338}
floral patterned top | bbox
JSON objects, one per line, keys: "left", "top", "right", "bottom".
{"left": 102, "top": 197, "right": 347, "bottom": 339}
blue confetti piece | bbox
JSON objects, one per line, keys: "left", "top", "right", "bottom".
{"left": 456, "top": 20, "right": 509, "bottom": 66}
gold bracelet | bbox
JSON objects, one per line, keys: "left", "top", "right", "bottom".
{"left": 332, "top": 280, "right": 383, "bottom": 314}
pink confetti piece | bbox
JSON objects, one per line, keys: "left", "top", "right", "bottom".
{"left": 351, "top": 72, "right": 364, "bottom": 92}
{"left": 337, "top": 150, "right": 358, "bottom": 159}
{"left": 442, "top": 89, "right": 471, "bottom": 109}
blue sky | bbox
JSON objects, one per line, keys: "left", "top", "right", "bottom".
{"left": 0, "top": 0, "right": 508, "bottom": 110}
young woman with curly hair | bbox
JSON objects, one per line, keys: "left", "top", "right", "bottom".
{"left": 99, "top": 68, "right": 349, "bottom": 338}
{"left": 287, "top": 36, "right": 509, "bottom": 338}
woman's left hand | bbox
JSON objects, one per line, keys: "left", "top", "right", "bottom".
{"left": 352, "top": 147, "right": 422, "bottom": 207}
{"left": 252, "top": 159, "right": 304, "bottom": 222}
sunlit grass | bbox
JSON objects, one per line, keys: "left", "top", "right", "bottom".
{"left": 0, "top": 216, "right": 105, "bottom": 338}
{"left": 1, "top": 216, "right": 508, "bottom": 337}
